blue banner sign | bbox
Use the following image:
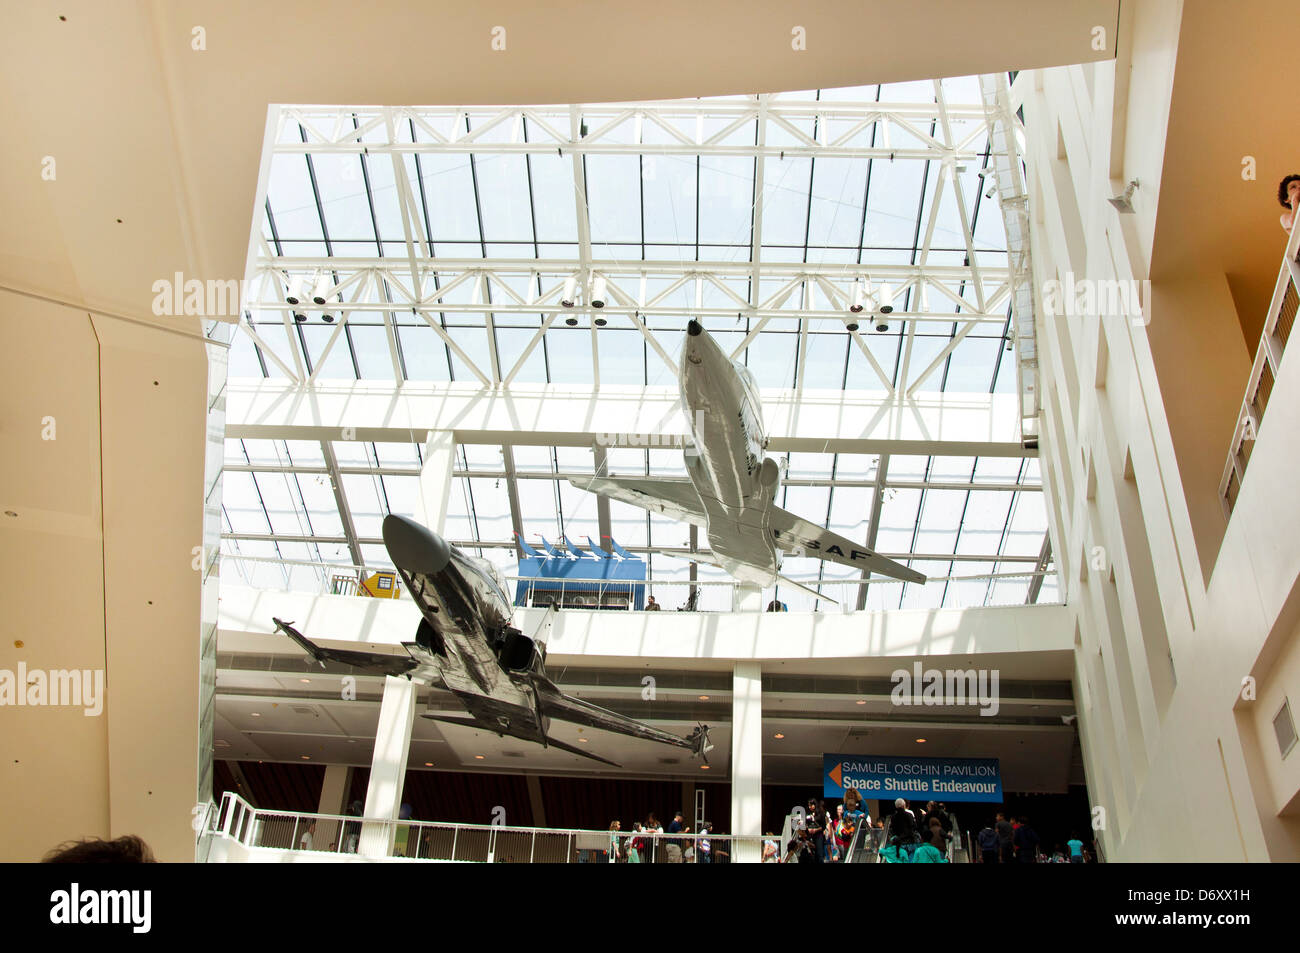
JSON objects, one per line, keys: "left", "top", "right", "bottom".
{"left": 824, "top": 754, "right": 1003, "bottom": 802}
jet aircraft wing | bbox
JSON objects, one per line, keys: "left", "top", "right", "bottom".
{"left": 531, "top": 674, "right": 708, "bottom": 757}
{"left": 768, "top": 508, "right": 927, "bottom": 584}
{"left": 567, "top": 475, "right": 707, "bottom": 528}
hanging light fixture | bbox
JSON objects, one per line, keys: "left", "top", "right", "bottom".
{"left": 561, "top": 275, "right": 578, "bottom": 308}
{"left": 877, "top": 281, "right": 894, "bottom": 314}
{"left": 312, "top": 273, "right": 332, "bottom": 305}
{"left": 850, "top": 281, "right": 865, "bottom": 314}
{"left": 590, "top": 274, "right": 607, "bottom": 309}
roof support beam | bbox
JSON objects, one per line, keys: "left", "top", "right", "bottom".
{"left": 320, "top": 442, "right": 364, "bottom": 568}
{"left": 1026, "top": 533, "right": 1053, "bottom": 605}
{"left": 227, "top": 381, "right": 1033, "bottom": 456}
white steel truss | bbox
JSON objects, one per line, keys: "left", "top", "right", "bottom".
{"left": 224, "top": 78, "right": 1055, "bottom": 611}
{"left": 244, "top": 85, "right": 1019, "bottom": 400}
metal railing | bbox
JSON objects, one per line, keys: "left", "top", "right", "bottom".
{"left": 1221, "top": 217, "right": 1300, "bottom": 514}
{"left": 218, "top": 552, "right": 1058, "bottom": 611}
{"left": 205, "top": 792, "right": 774, "bottom": 863}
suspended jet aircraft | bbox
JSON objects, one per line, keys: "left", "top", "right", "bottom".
{"left": 273, "top": 514, "right": 711, "bottom": 767}
{"left": 570, "top": 319, "right": 926, "bottom": 599}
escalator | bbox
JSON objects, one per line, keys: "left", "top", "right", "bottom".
{"left": 844, "top": 824, "right": 885, "bottom": 863}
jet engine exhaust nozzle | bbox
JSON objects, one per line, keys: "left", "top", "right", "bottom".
{"left": 382, "top": 514, "right": 453, "bottom": 575}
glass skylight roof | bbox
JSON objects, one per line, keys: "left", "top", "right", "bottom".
{"left": 221, "top": 76, "right": 1057, "bottom": 610}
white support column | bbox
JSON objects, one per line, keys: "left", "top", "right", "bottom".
{"left": 358, "top": 675, "right": 418, "bottom": 858}
{"left": 357, "top": 431, "right": 451, "bottom": 857}
{"left": 418, "top": 430, "right": 455, "bottom": 533}
{"left": 730, "top": 661, "right": 763, "bottom": 863}
{"left": 315, "top": 764, "right": 352, "bottom": 852}
{"left": 733, "top": 584, "right": 764, "bottom": 612}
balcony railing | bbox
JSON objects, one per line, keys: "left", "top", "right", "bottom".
{"left": 217, "top": 552, "right": 1057, "bottom": 611}
{"left": 202, "top": 791, "right": 775, "bottom": 863}
{"left": 1221, "top": 222, "right": 1300, "bottom": 513}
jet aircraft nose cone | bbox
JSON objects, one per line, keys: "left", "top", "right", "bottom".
{"left": 687, "top": 319, "right": 703, "bottom": 337}
{"left": 383, "top": 514, "right": 452, "bottom": 574}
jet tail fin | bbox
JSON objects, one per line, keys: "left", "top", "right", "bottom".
{"left": 687, "top": 724, "right": 714, "bottom": 763}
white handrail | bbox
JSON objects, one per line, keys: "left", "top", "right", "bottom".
{"left": 217, "top": 552, "right": 1058, "bottom": 610}
{"left": 208, "top": 791, "right": 776, "bottom": 863}
{"left": 1220, "top": 216, "right": 1300, "bottom": 514}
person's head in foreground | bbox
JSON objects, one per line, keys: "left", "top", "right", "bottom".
{"left": 43, "top": 834, "right": 156, "bottom": 863}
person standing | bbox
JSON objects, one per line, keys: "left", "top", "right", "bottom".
{"left": 628, "top": 823, "right": 644, "bottom": 863}
{"left": 609, "top": 820, "right": 622, "bottom": 863}
{"left": 1013, "top": 816, "right": 1040, "bottom": 863}
{"left": 1279, "top": 174, "right": 1300, "bottom": 232}
{"left": 644, "top": 812, "right": 663, "bottom": 864}
{"left": 995, "top": 812, "right": 1015, "bottom": 864}
{"left": 805, "top": 798, "right": 826, "bottom": 864}
{"left": 977, "top": 821, "right": 1000, "bottom": 864}
{"left": 1067, "top": 832, "right": 1086, "bottom": 864}
{"left": 665, "top": 811, "right": 686, "bottom": 863}
{"left": 646, "top": 595, "right": 661, "bottom": 611}
{"left": 298, "top": 819, "right": 316, "bottom": 851}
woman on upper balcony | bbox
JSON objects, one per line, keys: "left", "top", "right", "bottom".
{"left": 1278, "top": 174, "right": 1300, "bottom": 232}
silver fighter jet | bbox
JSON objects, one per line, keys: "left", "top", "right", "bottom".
{"left": 273, "top": 514, "right": 711, "bottom": 767}
{"left": 570, "top": 319, "right": 925, "bottom": 598}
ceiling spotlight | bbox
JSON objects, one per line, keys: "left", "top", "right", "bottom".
{"left": 1005, "top": 335, "right": 1013, "bottom": 352}
{"left": 855, "top": 699, "right": 866, "bottom": 705}
{"left": 293, "top": 312, "right": 307, "bottom": 323}
{"left": 322, "top": 313, "right": 335, "bottom": 324}
{"left": 590, "top": 274, "right": 607, "bottom": 309}
{"left": 985, "top": 184, "right": 997, "bottom": 200}
{"left": 915, "top": 738, "right": 927, "bottom": 744}
{"left": 250, "top": 712, "right": 261, "bottom": 717}
{"left": 299, "top": 678, "right": 310, "bottom": 684}
{"left": 875, "top": 320, "right": 889, "bottom": 333}
{"left": 850, "top": 282, "right": 866, "bottom": 314}
{"left": 1108, "top": 178, "right": 1140, "bottom": 214}
{"left": 424, "top": 761, "right": 433, "bottom": 767}
{"left": 773, "top": 733, "right": 785, "bottom": 740}
{"left": 311, "top": 273, "right": 331, "bottom": 305}
{"left": 877, "top": 282, "right": 894, "bottom": 314}
{"left": 285, "top": 274, "right": 303, "bottom": 305}
{"left": 561, "top": 275, "right": 577, "bottom": 308}
{"left": 301, "top": 755, "right": 311, "bottom": 760}
{"left": 594, "top": 317, "right": 607, "bottom": 327}
{"left": 474, "top": 754, "right": 485, "bottom": 760}
{"left": 565, "top": 316, "right": 579, "bottom": 327}
{"left": 845, "top": 322, "right": 859, "bottom": 332}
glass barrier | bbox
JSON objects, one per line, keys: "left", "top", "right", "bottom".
{"left": 218, "top": 553, "right": 1056, "bottom": 611}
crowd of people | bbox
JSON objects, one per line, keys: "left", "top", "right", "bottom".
{"left": 973, "top": 813, "right": 1093, "bottom": 863}
{"left": 602, "top": 811, "right": 734, "bottom": 863}
{"left": 784, "top": 793, "right": 958, "bottom": 863}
